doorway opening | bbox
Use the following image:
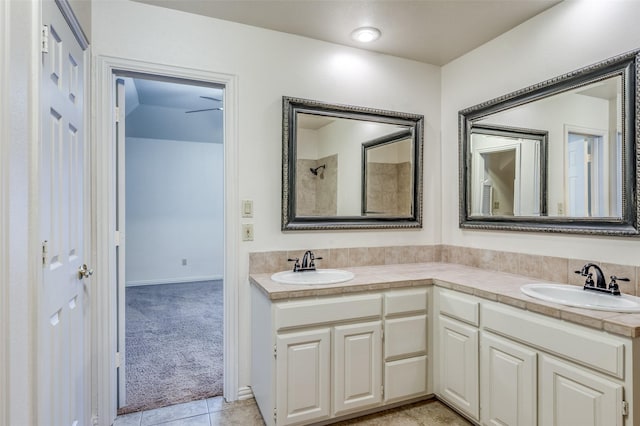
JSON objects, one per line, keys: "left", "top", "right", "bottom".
{"left": 481, "top": 149, "right": 517, "bottom": 216}
{"left": 566, "top": 131, "right": 605, "bottom": 217}
{"left": 114, "top": 74, "right": 225, "bottom": 414}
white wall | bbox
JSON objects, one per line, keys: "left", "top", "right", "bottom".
{"left": 125, "top": 137, "right": 224, "bottom": 286}
{"left": 91, "top": 0, "right": 441, "bottom": 394}
{"left": 442, "top": 0, "right": 640, "bottom": 266}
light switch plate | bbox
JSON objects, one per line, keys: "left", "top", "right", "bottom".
{"left": 242, "top": 199, "right": 253, "bottom": 218}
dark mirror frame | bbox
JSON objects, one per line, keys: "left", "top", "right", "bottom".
{"left": 459, "top": 50, "right": 640, "bottom": 236}
{"left": 282, "top": 96, "right": 424, "bottom": 231}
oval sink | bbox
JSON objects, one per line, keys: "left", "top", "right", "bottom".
{"left": 521, "top": 283, "right": 640, "bottom": 313}
{"left": 271, "top": 269, "right": 355, "bottom": 285}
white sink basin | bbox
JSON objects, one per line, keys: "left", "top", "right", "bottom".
{"left": 521, "top": 283, "right": 640, "bottom": 313}
{"left": 271, "top": 269, "right": 355, "bottom": 285}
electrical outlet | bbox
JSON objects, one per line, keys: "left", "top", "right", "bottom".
{"left": 493, "top": 201, "right": 500, "bottom": 210}
{"left": 182, "top": 258, "right": 187, "bottom": 266}
{"left": 557, "top": 202, "right": 564, "bottom": 215}
{"left": 242, "top": 224, "right": 254, "bottom": 241}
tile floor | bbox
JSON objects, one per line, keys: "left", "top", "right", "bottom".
{"left": 114, "top": 397, "right": 472, "bottom": 426}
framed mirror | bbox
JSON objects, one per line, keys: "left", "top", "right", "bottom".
{"left": 459, "top": 50, "right": 639, "bottom": 236}
{"left": 282, "top": 96, "right": 424, "bottom": 230}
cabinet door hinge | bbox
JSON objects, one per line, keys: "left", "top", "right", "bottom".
{"left": 273, "top": 408, "right": 277, "bottom": 424}
{"left": 42, "top": 240, "right": 48, "bottom": 266}
{"left": 622, "top": 400, "right": 629, "bottom": 416}
{"left": 381, "top": 328, "right": 384, "bottom": 340}
{"left": 114, "top": 230, "right": 120, "bottom": 247}
{"left": 273, "top": 344, "right": 277, "bottom": 359}
{"left": 114, "top": 106, "right": 121, "bottom": 123}
{"left": 115, "top": 352, "right": 121, "bottom": 368}
{"left": 41, "top": 25, "right": 49, "bottom": 54}
{"left": 381, "top": 385, "right": 384, "bottom": 398}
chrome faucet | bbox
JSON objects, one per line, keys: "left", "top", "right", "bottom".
{"left": 288, "top": 250, "right": 323, "bottom": 272}
{"left": 574, "top": 263, "right": 629, "bottom": 296}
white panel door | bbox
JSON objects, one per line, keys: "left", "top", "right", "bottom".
{"left": 438, "top": 315, "right": 479, "bottom": 420}
{"left": 333, "top": 321, "right": 382, "bottom": 416}
{"left": 480, "top": 332, "right": 537, "bottom": 426}
{"left": 39, "top": 1, "right": 88, "bottom": 425}
{"left": 276, "top": 329, "right": 331, "bottom": 426}
{"left": 540, "top": 355, "right": 623, "bottom": 426}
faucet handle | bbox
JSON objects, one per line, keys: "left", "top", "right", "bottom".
{"left": 574, "top": 270, "right": 584, "bottom": 275}
{"left": 287, "top": 257, "right": 300, "bottom": 272}
{"left": 608, "top": 276, "right": 628, "bottom": 295}
{"left": 609, "top": 275, "right": 630, "bottom": 285}
{"left": 584, "top": 272, "right": 595, "bottom": 286}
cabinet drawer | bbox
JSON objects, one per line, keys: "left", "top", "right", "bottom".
{"left": 385, "top": 288, "right": 428, "bottom": 316}
{"left": 275, "top": 294, "right": 382, "bottom": 330}
{"left": 483, "top": 303, "right": 625, "bottom": 379}
{"left": 384, "top": 356, "right": 428, "bottom": 403}
{"left": 438, "top": 289, "right": 479, "bottom": 326}
{"left": 385, "top": 315, "right": 427, "bottom": 359}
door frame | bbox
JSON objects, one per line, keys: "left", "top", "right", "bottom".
{"left": 0, "top": 0, "right": 9, "bottom": 422}
{"left": 92, "top": 56, "right": 239, "bottom": 424}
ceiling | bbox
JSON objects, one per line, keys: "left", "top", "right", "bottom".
{"left": 129, "top": 77, "right": 224, "bottom": 111}
{"left": 131, "top": 0, "right": 562, "bottom": 65}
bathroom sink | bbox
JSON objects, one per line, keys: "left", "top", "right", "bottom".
{"left": 271, "top": 269, "right": 355, "bottom": 285}
{"left": 521, "top": 283, "right": 640, "bottom": 313}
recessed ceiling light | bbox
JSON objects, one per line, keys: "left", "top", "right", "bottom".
{"left": 351, "top": 27, "right": 381, "bottom": 43}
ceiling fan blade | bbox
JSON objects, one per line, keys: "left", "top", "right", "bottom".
{"left": 200, "top": 96, "right": 222, "bottom": 102}
{"left": 185, "top": 107, "right": 223, "bottom": 113}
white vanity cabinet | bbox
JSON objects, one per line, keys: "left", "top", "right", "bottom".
{"left": 434, "top": 287, "right": 636, "bottom": 426}
{"left": 275, "top": 328, "right": 332, "bottom": 425}
{"left": 333, "top": 321, "right": 383, "bottom": 416}
{"left": 251, "top": 285, "right": 431, "bottom": 426}
{"left": 434, "top": 289, "right": 480, "bottom": 421}
{"left": 540, "top": 355, "right": 623, "bottom": 426}
{"left": 480, "top": 331, "right": 537, "bottom": 426}
{"left": 383, "top": 288, "right": 430, "bottom": 403}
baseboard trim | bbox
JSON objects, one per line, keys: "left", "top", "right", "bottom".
{"left": 125, "top": 275, "right": 223, "bottom": 287}
{"left": 237, "top": 386, "right": 254, "bottom": 401}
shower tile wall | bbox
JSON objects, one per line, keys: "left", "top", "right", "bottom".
{"left": 366, "top": 161, "right": 411, "bottom": 215}
{"left": 296, "top": 154, "right": 337, "bottom": 216}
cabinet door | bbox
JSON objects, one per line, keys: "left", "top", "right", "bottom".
{"left": 540, "top": 355, "right": 623, "bottom": 426}
{"left": 333, "top": 321, "right": 383, "bottom": 416}
{"left": 276, "top": 329, "right": 331, "bottom": 426}
{"left": 438, "top": 315, "right": 479, "bottom": 420}
{"left": 480, "top": 332, "right": 537, "bottom": 426}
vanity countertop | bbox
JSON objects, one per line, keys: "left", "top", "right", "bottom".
{"left": 249, "top": 262, "right": 640, "bottom": 338}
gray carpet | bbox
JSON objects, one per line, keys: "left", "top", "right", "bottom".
{"left": 119, "top": 280, "right": 223, "bottom": 414}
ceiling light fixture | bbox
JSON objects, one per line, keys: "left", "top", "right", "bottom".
{"left": 351, "top": 27, "right": 381, "bottom": 43}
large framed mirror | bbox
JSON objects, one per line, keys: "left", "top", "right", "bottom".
{"left": 459, "top": 50, "right": 639, "bottom": 236}
{"left": 282, "top": 96, "right": 424, "bottom": 230}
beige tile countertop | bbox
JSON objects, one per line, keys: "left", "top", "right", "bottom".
{"left": 249, "top": 262, "right": 640, "bottom": 338}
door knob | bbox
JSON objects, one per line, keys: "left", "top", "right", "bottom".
{"left": 78, "top": 264, "right": 93, "bottom": 280}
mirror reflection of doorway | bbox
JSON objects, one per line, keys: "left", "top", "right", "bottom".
{"left": 567, "top": 131, "right": 605, "bottom": 217}
{"left": 481, "top": 149, "right": 517, "bottom": 216}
